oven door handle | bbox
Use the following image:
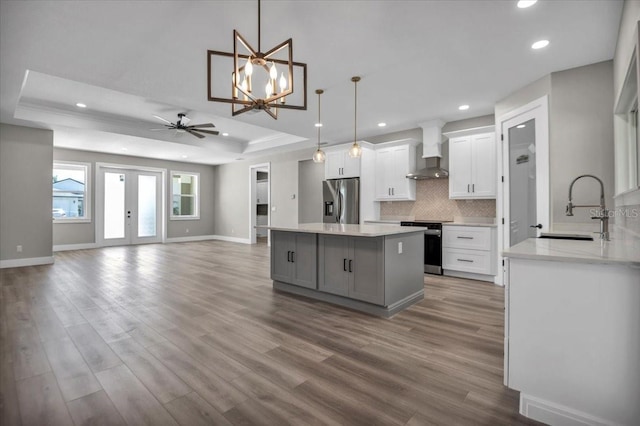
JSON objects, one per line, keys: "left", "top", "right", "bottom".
{"left": 424, "top": 230, "right": 442, "bottom": 236}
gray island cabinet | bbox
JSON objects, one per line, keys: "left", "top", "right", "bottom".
{"left": 268, "top": 223, "right": 424, "bottom": 317}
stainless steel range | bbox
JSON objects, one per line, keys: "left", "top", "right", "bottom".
{"left": 400, "top": 220, "right": 452, "bottom": 275}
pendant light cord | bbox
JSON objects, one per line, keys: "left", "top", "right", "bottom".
{"left": 318, "top": 91, "right": 321, "bottom": 148}
{"left": 354, "top": 79, "right": 357, "bottom": 144}
{"left": 257, "top": 0, "right": 261, "bottom": 53}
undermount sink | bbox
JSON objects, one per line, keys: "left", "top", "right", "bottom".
{"left": 538, "top": 233, "right": 594, "bottom": 241}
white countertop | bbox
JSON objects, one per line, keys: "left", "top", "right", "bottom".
{"left": 266, "top": 223, "right": 425, "bottom": 237}
{"left": 503, "top": 232, "right": 640, "bottom": 267}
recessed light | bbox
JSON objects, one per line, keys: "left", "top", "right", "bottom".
{"left": 181, "top": 155, "right": 188, "bottom": 159}
{"left": 458, "top": 105, "right": 470, "bottom": 111}
{"left": 76, "top": 103, "right": 87, "bottom": 108}
{"left": 222, "top": 132, "right": 229, "bottom": 136}
{"left": 517, "top": 0, "right": 537, "bottom": 8}
{"left": 531, "top": 39, "right": 549, "bottom": 50}
{"left": 121, "top": 147, "right": 128, "bottom": 151}
{"left": 314, "top": 123, "right": 323, "bottom": 127}
{"left": 377, "top": 122, "right": 387, "bottom": 127}
{"left": 517, "top": 124, "right": 526, "bottom": 129}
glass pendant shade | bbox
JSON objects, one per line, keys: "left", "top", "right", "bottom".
{"left": 348, "top": 142, "right": 362, "bottom": 158}
{"left": 312, "top": 148, "right": 326, "bottom": 163}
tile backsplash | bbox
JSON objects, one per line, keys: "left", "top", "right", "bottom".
{"left": 379, "top": 178, "right": 496, "bottom": 220}
{"left": 616, "top": 203, "right": 640, "bottom": 235}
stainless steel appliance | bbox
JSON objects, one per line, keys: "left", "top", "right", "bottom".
{"left": 400, "top": 220, "right": 451, "bottom": 274}
{"left": 323, "top": 178, "right": 359, "bottom": 224}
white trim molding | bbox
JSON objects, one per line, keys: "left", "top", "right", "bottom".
{"left": 165, "top": 235, "right": 252, "bottom": 245}
{"left": 53, "top": 243, "right": 98, "bottom": 252}
{"left": 520, "top": 394, "right": 617, "bottom": 426}
{"left": 0, "top": 256, "right": 54, "bottom": 269}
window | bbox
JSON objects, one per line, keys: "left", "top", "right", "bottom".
{"left": 171, "top": 171, "right": 199, "bottom": 219}
{"left": 52, "top": 161, "right": 91, "bottom": 221}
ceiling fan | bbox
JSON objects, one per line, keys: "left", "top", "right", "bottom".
{"left": 151, "top": 113, "right": 219, "bottom": 139}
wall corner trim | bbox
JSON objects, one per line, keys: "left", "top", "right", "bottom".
{"left": 0, "top": 256, "right": 54, "bottom": 269}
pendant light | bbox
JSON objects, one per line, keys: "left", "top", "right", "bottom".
{"left": 348, "top": 76, "right": 362, "bottom": 158}
{"left": 312, "top": 89, "right": 326, "bottom": 163}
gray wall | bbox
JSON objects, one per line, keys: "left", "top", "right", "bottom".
{"left": 214, "top": 148, "right": 314, "bottom": 239}
{"left": 298, "top": 160, "right": 324, "bottom": 223}
{"left": 54, "top": 148, "right": 215, "bottom": 244}
{"left": 550, "top": 61, "right": 614, "bottom": 228}
{"left": 0, "top": 124, "right": 53, "bottom": 261}
{"left": 495, "top": 61, "right": 614, "bottom": 232}
{"left": 442, "top": 114, "right": 495, "bottom": 134}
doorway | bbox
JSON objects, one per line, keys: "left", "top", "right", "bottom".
{"left": 97, "top": 166, "right": 163, "bottom": 247}
{"left": 249, "top": 163, "right": 270, "bottom": 245}
{"left": 498, "top": 96, "right": 550, "bottom": 282}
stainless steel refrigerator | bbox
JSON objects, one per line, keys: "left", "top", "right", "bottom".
{"left": 322, "top": 178, "right": 359, "bottom": 224}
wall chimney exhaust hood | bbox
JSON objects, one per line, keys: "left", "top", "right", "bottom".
{"left": 406, "top": 119, "right": 449, "bottom": 179}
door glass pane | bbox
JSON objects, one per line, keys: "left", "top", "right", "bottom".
{"left": 104, "top": 172, "right": 125, "bottom": 239}
{"left": 138, "top": 175, "right": 157, "bottom": 238}
{"left": 509, "top": 118, "right": 537, "bottom": 246}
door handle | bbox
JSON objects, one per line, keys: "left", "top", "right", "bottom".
{"left": 291, "top": 251, "right": 295, "bottom": 263}
{"left": 472, "top": 184, "right": 475, "bottom": 193}
{"left": 343, "top": 258, "right": 347, "bottom": 271}
{"left": 467, "top": 184, "right": 470, "bottom": 193}
{"left": 457, "top": 259, "right": 474, "bottom": 263}
{"left": 388, "top": 188, "right": 391, "bottom": 195}
{"left": 287, "top": 251, "right": 291, "bottom": 262}
{"left": 529, "top": 224, "right": 543, "bottom": 229}
{"left": 457, "top": 236, "right": 474, "bottom": 239}
{"left": 392, "top": 188, "right": 394, "bottom": 195}
{"left": 348, "top": 259, "right": 353, "bottom": 273}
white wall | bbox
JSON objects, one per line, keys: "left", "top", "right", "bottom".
{"left": 0, "top": 124, "right": 53, "bottom": 263}
{"left": 53, "top": 148, "right": 216, "bottom": 245}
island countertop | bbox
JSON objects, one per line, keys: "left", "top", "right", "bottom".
{"left": 502, "top": 231, "right": 640, "bottom": 267}
{"left": 265, "top": 223, "right": 424, "bottom": 237}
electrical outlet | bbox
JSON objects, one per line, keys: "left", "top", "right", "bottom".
{"left": 16, "top": 245, "right": 22, "bottom": 253}
{"left": 398, "top": 242, "right": 403, "bottom": 254}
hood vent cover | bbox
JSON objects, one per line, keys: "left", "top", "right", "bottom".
{"left": 406, "top": 157, "right": 448, "bottom": 180}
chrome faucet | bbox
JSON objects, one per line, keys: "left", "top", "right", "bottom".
{"left": 566, "top": 174, "right": 609, "bottom": 241}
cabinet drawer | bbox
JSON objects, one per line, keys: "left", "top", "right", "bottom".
{"left": 442, "top": 248, "right": 493, "bottom": 275}
{"left": 443, "top": 226, "right": 491, "bottom": 250}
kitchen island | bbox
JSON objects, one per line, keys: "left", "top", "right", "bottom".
{"left": 502, "top": 233, "right": 640, "bottom": 426}
{"left": 267, "top": 223, "right": 425, "bottom": 317}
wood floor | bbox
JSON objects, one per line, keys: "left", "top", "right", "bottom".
{"left": 0, "top": 240, "right": 543, "bottom": 426}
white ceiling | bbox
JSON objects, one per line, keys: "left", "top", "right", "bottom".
{"left": 0, "top": 0, "right": 623, "bottom": 165}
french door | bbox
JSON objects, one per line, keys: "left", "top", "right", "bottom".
{"left": 99, "top": 168, "right": 162, "bottom": 246}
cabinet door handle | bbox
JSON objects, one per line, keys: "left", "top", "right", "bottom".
{"left": 343, "top": 258, "right": 347, "bottom": 271}
{"left": 291, "top": 251, "right": 295, "bottom": 263}
{"left": 287, "top": 251, "right": 291, "bottom": 262}
{"left": 472, "top": 184, "right": 475, "bottom": 193}
{"left": 388, "top": 188, "right": 391, "bottom": 195}
{"left": 457, "top": 259, "right": 474, "bottom": 263}
{"left": 467, "top": 184, "right": 470, "bottom": 193}
{"left": 349, "top": 259, "right": 353, "bottom": 273}
{"left": 392, "top": 188, "right": 395, "bottom": 195}
{"left": 457, "top": 236, "right": 474, "bottom": 239}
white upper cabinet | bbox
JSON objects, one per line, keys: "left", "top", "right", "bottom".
{"left": 448, "top": 132, "right": 496, "bottom": 199}
{"left": 374, "top": 142, "right": 416, "bottom": 201}
{"left": 325, "top": 148, "right": 361, "bottom": 179}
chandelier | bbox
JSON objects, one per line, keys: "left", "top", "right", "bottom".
{"left": 312, "top": 89, "right": 326, "bottom": 163}
{"left": 207, "top": 0, "right": 307, "bottom": 119}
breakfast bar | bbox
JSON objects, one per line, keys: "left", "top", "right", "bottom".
{"left": 267, "top": 223, "right": 425, "bottom": 317}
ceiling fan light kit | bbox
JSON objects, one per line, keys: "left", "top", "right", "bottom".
{"left": 151, "top": 113, "right": 219, "bottom": 139}
{"left": 207, "top": 0, "right": 307, "bottom": 119}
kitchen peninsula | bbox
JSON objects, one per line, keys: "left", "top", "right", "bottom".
{"left": 267, "top": 223, "right": 425, "bottom": 317}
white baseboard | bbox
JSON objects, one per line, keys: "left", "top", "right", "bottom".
{"left": 443, "top": 269, "right": 496, "bottom": 283}
{"left": 53, "top": 243, "right": 98, "bottom": 252}
{"left": 520, "top": 394, "right": 615, "bottom": 426}
{"left": 0, "top": 256, "right": 54, "bottom": 269}
{"left": 165, "top": 235, "right": 252, "bottom": 244}
{"left": 211, "top": 235, "right": 252, "bottom": 244}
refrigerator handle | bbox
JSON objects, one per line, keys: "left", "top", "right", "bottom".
{"left": 337, "top": 191, "right": 342, "bottom": 223}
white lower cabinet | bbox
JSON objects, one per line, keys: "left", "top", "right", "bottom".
{"left": 442, "top": 225, "right": 496, "bottom": 280}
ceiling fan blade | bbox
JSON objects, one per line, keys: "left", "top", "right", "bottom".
{"left": 149, "top": 128, "right": 169, "bottom": 131}
{"left": 193, "top": 129, "right": 220, "bottom": 135}
{"left": 152, "top": 115, "right": 174, "bottom": 125}
{"left": 186, "top": 129, "right": 205, "bottom": 139}
{"left": 186, "top": 123, "right": 216, "bottom": 129}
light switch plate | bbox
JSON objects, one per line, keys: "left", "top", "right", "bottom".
{"left": 398, "top": 242, "right": 403, "bottom": 254}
